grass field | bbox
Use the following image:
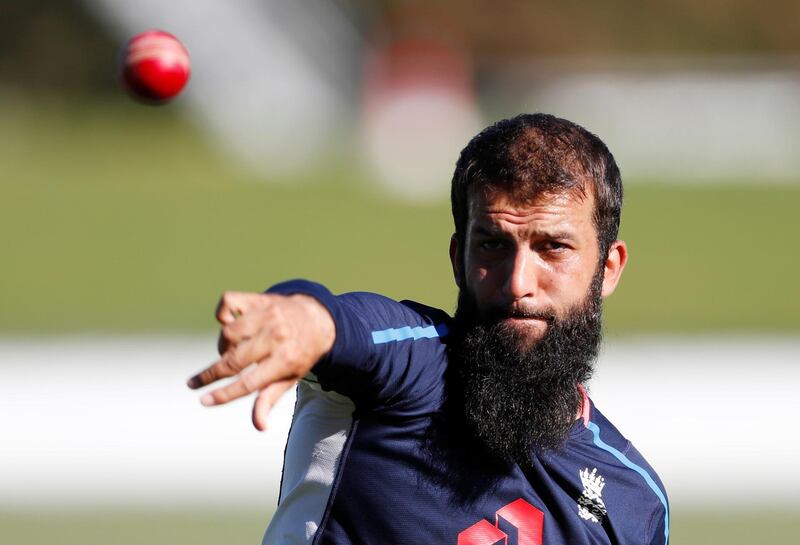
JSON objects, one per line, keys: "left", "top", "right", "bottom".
{"left": 2, "top": 97, "right": 799, "bottom": 334}
{"left": 1, "top": 509, "right": 797, "bottom": 545}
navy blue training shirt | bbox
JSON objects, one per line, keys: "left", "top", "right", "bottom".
{"left": 268, "top": 280, "right": 669, "bottom": 545}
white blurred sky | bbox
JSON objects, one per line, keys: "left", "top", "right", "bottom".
{"left": 2, "top": 336, "right": 798, "bottom": 510}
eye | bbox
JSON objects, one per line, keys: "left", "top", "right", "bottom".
{"left": 479, "top": 239, "right": 508, "bottom": 252}
{"left": 539, "top": 240, "right": 568, "bottom": 252}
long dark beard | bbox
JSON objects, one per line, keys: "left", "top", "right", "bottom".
{"left": 446, "top": 272, "right": 604, "bottom": 466}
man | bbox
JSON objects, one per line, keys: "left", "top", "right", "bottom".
{"left": 188, "top": 114, "right": 669, "bottom": 544}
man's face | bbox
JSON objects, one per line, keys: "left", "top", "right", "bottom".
{"left": 453, "top": 186, "right": 603, "bottom": 341}
{"left": 446, "top": 185, "right": 627, "bottom": 461}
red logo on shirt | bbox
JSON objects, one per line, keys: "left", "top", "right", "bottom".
{"left": 457, "top": 498, "right": 544, "bottom": 545}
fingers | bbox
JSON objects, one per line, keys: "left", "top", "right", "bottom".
{"left": 215, "top": 291, "right": 271, "bottom": 353}
{"left": 187, "top": 354, "right": 236, "bottom": 390}
{"left": 251, "top": 379, "right": 297, "bottom": 431}
{"left": 189, "top": 292, "right": 331, "bottom": 426}
{"left": 188, "top": 334, "right": 274, "bottom": 389}
{"left": 215, "top": 291, "right": 272, "bottom": 325}
{"left": 198, "top": 374, "right": 252, "bottom": 407}
{"left": 220, "top": 310, "right": 270, "bottom": 349}
{"left": 199, "top": 357, "right": 296, "bottom": 407}
{"left": 217, "top": 314, "right": 258, "bottom": 355}
{"left": 215, "top": 295, "right": 277, "bottom": 355}
{"left": 217, "top": 331, "right": 229, "bottom": 355}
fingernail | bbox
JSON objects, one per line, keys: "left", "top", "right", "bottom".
{"left": 200, "top": 394, "right": 215, "bottom": 406}
{"left": 186, "top": 376, "right": 199, "bottom": 389}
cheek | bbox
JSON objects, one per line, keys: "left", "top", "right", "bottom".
{"left": 465, "top": 266, "right": 490, "bottom": 294}
{"left": 550, "top": 258, "right": 598, "bottom": 306}
{"left": 534, "top": 254, "right": 595, "bottom": 307}
{"left": 462, "top": 247, "right": 484, "bottom": 279}
{"left": 463, "top": 259, "right": 498, "bottom": 301}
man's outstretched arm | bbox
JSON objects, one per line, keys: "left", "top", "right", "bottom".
{"left": 187, "top": 290, "right": 335, "bottom": 430}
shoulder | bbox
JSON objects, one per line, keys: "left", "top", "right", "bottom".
{"left": 336, "top": 294, "right": 452, "bottom": 409}
{"left": 267, "top": 280, "right": 451, "bottom": 333}
{"left": 328, "top": 291, "right": 452, "bottom": 351}
{"left": 580, "top": 401, "right": 670, "bottom": 545}
{"left": 271, "top": 282, "right": 451, "bottom": 407}
{"left": 338, "top": 292, "right": 451, "bottom": 330}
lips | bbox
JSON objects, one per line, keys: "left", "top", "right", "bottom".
{"left": 501, "top": 309, "right": 556, "bottom": 323}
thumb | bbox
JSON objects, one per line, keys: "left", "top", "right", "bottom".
{"left": 251, "top": 379, "right": 298, "bottom": 431}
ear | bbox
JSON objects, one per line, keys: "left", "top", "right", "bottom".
{"left": 601, "top": 240, "right": 628, "bottom": 298}
{"left": 449, "top": 234, "right": 463, "bottom": 289}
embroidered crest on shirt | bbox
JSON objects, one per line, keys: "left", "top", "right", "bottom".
{"left": 577, "top": 467, "right": 607, "bottom": 523}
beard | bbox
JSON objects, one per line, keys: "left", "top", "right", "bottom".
{"left": 446, "top": 270, "right": 604, "bottom": 466}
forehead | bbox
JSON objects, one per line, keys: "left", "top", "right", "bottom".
{"left": 466, "top": 185, "right": 595, "bottom": 227}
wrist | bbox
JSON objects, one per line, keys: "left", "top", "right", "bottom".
{"left": 291, "top": 294, "right": 336, "bottom": 356}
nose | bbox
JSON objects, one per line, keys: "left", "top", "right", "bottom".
{"left": 503, "top": 248, "right": 537, "bottom": 301}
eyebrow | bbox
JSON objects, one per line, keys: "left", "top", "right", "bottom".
{"left": 472, "top": 225, "right": 576, "bottom": 241}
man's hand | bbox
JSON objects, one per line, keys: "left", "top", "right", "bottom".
{"left": 187, "top": 291, "right": 336, "bottom": 431}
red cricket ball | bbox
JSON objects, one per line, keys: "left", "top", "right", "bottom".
{"left": 120, "top": 30, "right": 191, "bottom": 104}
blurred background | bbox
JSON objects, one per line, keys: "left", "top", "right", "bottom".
{"left": 2, "top": 1, "right": 799, "bottom": 543}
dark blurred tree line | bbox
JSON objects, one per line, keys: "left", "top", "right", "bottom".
{"left": 1, "top": 0, "right": 798, "bottom": 96}
{"left": 362, "top": 0, "right": 800, "bottom": 59}
{"left": 0, "top": 1, "right": 117, "bottom": 94}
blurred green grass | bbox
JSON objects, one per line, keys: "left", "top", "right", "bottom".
{"left": 1, "top": 98, "right": 798, "bottom": 334}
{"left": 0, "top": 509, "right": 796, "bottom": 545}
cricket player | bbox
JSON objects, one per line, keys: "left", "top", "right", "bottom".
{"left": 189, "top": 114, "right": 669, "bottom": 544}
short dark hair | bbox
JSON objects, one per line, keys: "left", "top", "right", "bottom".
{"left": 450, "top": 113, "right": 623, "bottom": 256}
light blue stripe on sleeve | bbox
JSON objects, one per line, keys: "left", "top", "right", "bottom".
{"left": 371, "top": 323, "right": 449, "bottom": 344}
{"left": 587, "top": 421, "right": 670, "bottom": 545}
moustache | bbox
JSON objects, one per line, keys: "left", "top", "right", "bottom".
{"left": 481, "top": 305, "right": 557, "bottom": 324}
